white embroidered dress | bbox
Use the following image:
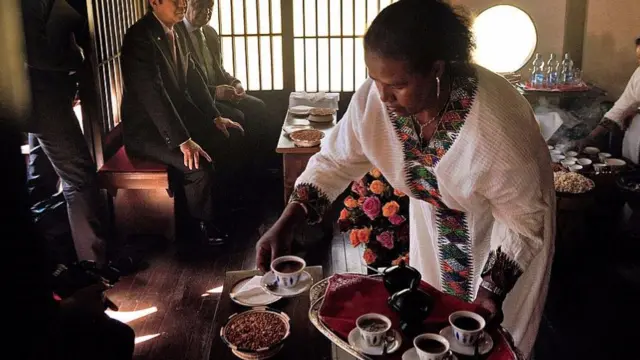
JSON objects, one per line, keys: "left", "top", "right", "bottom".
{"left": 291, "top": 65, "right": 555, "bottom": 358}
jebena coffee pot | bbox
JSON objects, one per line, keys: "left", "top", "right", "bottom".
{"left": 382, "top": 259, "right": 421, "bottom": 294}
{"left": 384, "top": 260, "right": 433, "bottom": 337}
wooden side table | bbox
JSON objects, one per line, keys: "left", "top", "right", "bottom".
{"left": 209, "top": 266, "right": 331, "bottom": 360}
{"left": 276, "top": 112, "right": 336, "bottom": 204}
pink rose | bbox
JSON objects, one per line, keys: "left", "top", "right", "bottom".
{"left": 351, "top": 180, "right": 368, "bottom": 197}
{"left": 389, "top": 214, "right": 405, "bottom": 226}
{"left": 362, "top": 196, "right": 381, "bottom": 220}
{"left": 376, "top": 231, "right": 395, "bottom": 249}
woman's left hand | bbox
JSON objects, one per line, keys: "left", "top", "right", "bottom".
{"left": 473, "top": 286, "right": 504, "bottom": 329}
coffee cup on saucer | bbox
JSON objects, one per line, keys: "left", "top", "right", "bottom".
{"left": 270, "top": 255, "right": 306, "bottom": 288}
{"left": 413, "top": 334, "right": 450, "bottom": 360}
{"left": 356, "top": 313, "right": 392, "bottom": 347}
{"left": 449, "top": 311, "right": 486, "bottom": 346}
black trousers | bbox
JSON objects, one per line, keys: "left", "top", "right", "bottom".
{"left": 26, "top": 70, "right": 107, "bottom": 264}
{"left": 216, "top": 94, "right": 280, "bottom": 172}
{"left": 126, "top": 113, "right": 244, "bottom": 229}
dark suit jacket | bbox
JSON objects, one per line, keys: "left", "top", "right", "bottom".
{"left": 120, "top": 12, "right": 221, "bottom": 153}
{"left": 178, "top": 22, "right": 239, "bottom": 91}
{"left": 21, "top": 0, "right": 85, "bottom": 72}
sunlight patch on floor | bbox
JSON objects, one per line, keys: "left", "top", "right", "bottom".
{"left": 105, "top": 306, "right": 158, "bottom": 324}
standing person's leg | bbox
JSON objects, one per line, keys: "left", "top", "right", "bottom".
{"left": 31, "top": 76, "right": 108, "bottom": 264}
{"left": 27, "top": 133, "right": 61, "bottom": 208}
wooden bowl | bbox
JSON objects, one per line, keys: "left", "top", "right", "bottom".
{"left": 220, "top": 307, "right": 291, "bottom": 360}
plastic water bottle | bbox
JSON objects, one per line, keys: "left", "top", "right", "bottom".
{"left": 559, "top": 53, "right": 574, "bottom": 84}
{"left": 545, "top": 53, "right": 559, "bottom": 87}
{"left": 530, "top": 53, "right": 545, "bottom": 88}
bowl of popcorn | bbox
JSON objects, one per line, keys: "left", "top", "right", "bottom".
{"left": 220, "top": 307, "right": 291, "bottom": 359}
{"left": 289, "top": 129, "right": 325, "bottom": 147}
{"left": 554, "top": 171, "right": 595, "bottom": 196}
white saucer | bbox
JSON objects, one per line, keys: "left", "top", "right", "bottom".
{"left": 439, "top": 326, "right": 493, "bottom": 356}
{"left": 283, "top": 124, "right": 313, "bottom": 136}
{"left": 348, "top": 328, "right": 402, "bottom": 356}
{"left": 289, "top": 105, "right": 313, "bottom": 116}
{"left": 260, "top": 270, "right": 313, "bottom": 297}
{"left": 402, "top": 348, "right": 458, "bottom": 360}
{"left": 229, "top": 276, "right": 282, "bottom": 307}
{"left": 308, "top": 114, "right": 334, "bottom": 123}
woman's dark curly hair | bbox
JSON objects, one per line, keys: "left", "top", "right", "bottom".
{"left": 364, "top": 0, "right": 475, "bottom": 74}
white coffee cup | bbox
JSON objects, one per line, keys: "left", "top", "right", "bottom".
{"left": 449, "top": 311, "right": 486, "bottom": 346}
{"left": 413, "top": 333, "right": 450, "bottom": 360}
{"left": 270, "top": 255, "right": 306, "bottom": 288}
{"left": 598, "top": 152, "right": 612, "bottom": 163}
{"left": 356, "top": 313, "right": 391, "bottom": 347}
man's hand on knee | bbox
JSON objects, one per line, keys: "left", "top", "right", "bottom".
{"left": 214, "top": 116, "right": 245, "bottom": 138}
{"left": 180, "top": 139, "right": 212, "bottom": 170}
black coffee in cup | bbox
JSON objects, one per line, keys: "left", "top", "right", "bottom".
{"left": 416, "top": 338, "right": 447, "bottom": 353}
{"left": 358, "top": 318, "right": 388, "bottom": 332}
{"left": 274, "top": 260, "right": 304, "bottom": 273}
{"left": 453, "top": 316, "right": 481, "bottom": 331}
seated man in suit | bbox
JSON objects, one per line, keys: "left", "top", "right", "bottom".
{"left": 180, "top": 0, "right": 280, "bottom": 179}
{"left": 120, "top": 0, "right": 244, "bottom": 245}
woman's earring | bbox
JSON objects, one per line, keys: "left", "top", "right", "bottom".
{"left": 436, "top": 76, "right": 441, "bottom": 100}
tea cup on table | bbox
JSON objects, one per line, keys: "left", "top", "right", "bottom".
{"left": 270, "top": 255, "right": 306, "bottom": 288}
{"left": 598, "top": 152, "right": 612, "bottom": 163}
{"left": 449, "top": 310, "right": 486, "bottom": 346}
{"left": 413, "top": 333, "right": 451, "bottom": 360}
{"left": 356, "top": 313, "right": 392, "bottom": 347}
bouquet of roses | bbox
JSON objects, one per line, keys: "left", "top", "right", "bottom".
{"left": 338, "top": 168, "right": 410, "bottom": 268}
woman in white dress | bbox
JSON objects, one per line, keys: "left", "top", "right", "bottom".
{"left": 256, "top": 1, "right": 555, "bottom": 357}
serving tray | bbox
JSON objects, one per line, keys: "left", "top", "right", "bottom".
{"left": 308, "top": 274, "right": 525, "bottom": 360}
{"left": 308, "top": 273, "right": 374, "bottom": 360}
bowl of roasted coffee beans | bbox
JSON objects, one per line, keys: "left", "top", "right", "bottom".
{"left": 220, "top": 307, "right": 291, "bottom": 359}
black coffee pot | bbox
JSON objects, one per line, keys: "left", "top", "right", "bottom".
{"left": 384, "top": 261, "right": 434, "bottom": 337}
{"left": 382, "top": 259, "right": 422, "bottom": 294}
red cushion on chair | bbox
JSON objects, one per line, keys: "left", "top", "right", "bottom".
{"left": 99, "top": 147, "right": 166, "bottom": 173}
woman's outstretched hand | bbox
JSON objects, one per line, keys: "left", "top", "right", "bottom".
{"left": 255, "top": 203, "right": 307, "bottom": 272}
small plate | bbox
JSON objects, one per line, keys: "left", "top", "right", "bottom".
{"left": 348, "top": 328, "right": 402, "bottom": 356}
{"left": 229, "top": 276, "right": 282, "bottom": 307}
{"left": 439, "top": 326, "right": 493, "bottom": 356}
{"left": 402, "top": 348, "right": 458, "bottom": 360}
{"left": 583, "top": 146, "right": 600, "bottom": 155}
{"left": 283, "top": 124, "right": 313, "bottom": 136}
{"left": 260, "top": 270, "right": 313, "bottom": 298}
{"left": 308, "top": 114, "right": 334, "bottom": 123}
{"left": 289, "top": 105, "right": 313, "bottom": 116}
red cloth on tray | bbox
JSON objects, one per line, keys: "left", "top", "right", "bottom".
{"left": 318, "top": 274, "right": 520, "bottom": 360}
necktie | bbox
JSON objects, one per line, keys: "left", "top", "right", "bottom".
{"left": 167, "top": 30, "right": 177, "bottom": 64}
{"left": 195, "top": 29, "right": 216, "bottom": 83}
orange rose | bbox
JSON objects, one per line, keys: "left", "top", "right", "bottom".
{"left": 339, "top": 208, "right": 349, "bottom": 220}
{"left": 363, "top": 249, "right": 377, "bottom": 265}
{"left": 357, "top": 227, "right": 371, "bottom": 243}
{"left": 393, "top": 189, "right": 406, "bottom": 197}
{"left": 369, "top": 180, "right": 385, "bottom": 195}
{"left": 349, "top": 230, "right": 360, "bottom": 247}
{"left": 382, "top": 201, "right": 400, "bottom": 217}
{"left": 369, "top": 168, "right": 382, "bottom": 178}
{"left": 343, "top": 196, "right": 358, "bottom": 209}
